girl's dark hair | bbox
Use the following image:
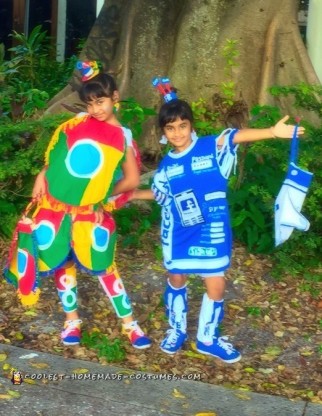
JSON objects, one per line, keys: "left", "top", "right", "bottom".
{"left": 158, "top": 99, "right": 193, "bottom": 129}
{"left": 79, "top": 73, "right": 118, "bottom": 103}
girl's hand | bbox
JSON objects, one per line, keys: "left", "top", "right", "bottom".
{"left": 32, "top": 168, "right": 47, "bottom": 200}
{"left": 271, "top": 116, "right": 305, "bottom": 139}
{"left": 95, "top": 206, "right": 104, "bottom": 224}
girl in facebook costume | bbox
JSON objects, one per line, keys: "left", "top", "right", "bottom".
{"left": 133, "top": 82, "right": 304, "bottom": 363}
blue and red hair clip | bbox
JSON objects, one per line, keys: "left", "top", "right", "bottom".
{"left": 152, "top": 77, "right": 178, "bottom": 103}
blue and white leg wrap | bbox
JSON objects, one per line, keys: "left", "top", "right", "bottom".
{"left": 197, "top": 294, "right": 224, "bottom": 344}
{"left": 275, "top": 125, "right": 313, "bottom": 247}
{"left": 164, "top": 279, "right": 188, "bottom": 333}
{"left": 275, "top": 163, "right": 313, "bottom": 246}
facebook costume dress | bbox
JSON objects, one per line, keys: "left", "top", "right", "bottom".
{"left": 153, "top": 129, "right": 238, "bottom": 276}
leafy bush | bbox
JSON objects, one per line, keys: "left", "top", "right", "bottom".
{"left": 119, "top": 97, "right": 156, "bottom": 140}
{"left": 0, "top": 25, "right": 77, "bottom": 118}
{"left": 0, "top": 114, "right": 71, "bottom": 236}
{"left": 81, "top": 330, "right": 126, "bottom": 362}
{"left": 114, "top": 202, "right": 160, "bottom": 247}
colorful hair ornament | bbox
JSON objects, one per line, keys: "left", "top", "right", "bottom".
{"left": 76, "top": 60, "right": 100, "bottom": 82}
{"left": 152, "top": 77, "right": 178, "bottom": 103}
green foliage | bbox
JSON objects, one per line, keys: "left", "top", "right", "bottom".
{"left": 81, "top": 330, "right": 126, "bottom": 362}
{"left": 114, "top": 202, "right": 161, "bottom": 247}
{"left": 0, "top": 25, "right": 77, "bottom": 118}
{"left": 220, "top": 39, "right": 239, "bottom": 106}
{"left": 0, "top": 113, "right": 70, "bottom": 236}
{"left": 246, "top": 306, "right": 262, "bottom": 317}
{"left": 265, "top": 85, "right": 322, "bottom": 276}
{"left": 269, "top": 83, "right": 322, "bottom": 118}
{"left": 228, "top": 105, "right": 286, "bottom": 253}
{"left": 230, "top": 102, "right": 322, "bottom": 273}
{"left": 119, "top": 98, "right": 156, "bottom": 140}
{"left": 191, "top": 98, "right": 220, "bottom": 136}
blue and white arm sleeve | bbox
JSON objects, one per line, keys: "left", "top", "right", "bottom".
{"left": 152, "top": 168, "right": 173, "bottom": 207}
{"left": 216, "top": 129, "right": 239, "bottom": 178}
{"left": 275, "top": 163, "right": 313, "bottom": 246}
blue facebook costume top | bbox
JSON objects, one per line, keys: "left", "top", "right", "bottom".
{"left": 153, "top": 129, "right": 238, "bottom": 275}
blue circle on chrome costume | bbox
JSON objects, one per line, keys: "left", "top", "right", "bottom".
{"left": 122, "top": 294, "right": 131, "bottom": 310}
{"left": 92, "top": 226, "right": 109, "bottom": 252}
{"left": 17, "top": 249, "right": 28, "bottom": 276}
{"left": 65, "top": 139, "right": 103, "bottom": 178}
{"left": 35, "top": 221, "right": 55, "bottom": 251}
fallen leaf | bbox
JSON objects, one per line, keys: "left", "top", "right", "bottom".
{"left": 262, "top": 383, "right": 277, "bottom": 388}
{"left": 234, "top": 393, "right": 251, "bottom": 400}
{"left": 172, "top": 388, "right": 186, "bottom": 399}
{"left": 72, "top": 368, "right": 89, "bottom": 374}
{"left": 183, "top": 351, "right": 208, "bottom": 360}
{"left": 0, "top": 394, "right": 13, "bottom": 400}
{"left": 190, "top": 341, "right": 197, "bottom": 351}
{"left": 243, "top": 367, "right": 256, "bottom": 373}
{"left": 300, "top": 350, "right": 314, "bottom": 356}
{"left": 0, "top": 353, "right": 7, "bottom": 362}
{"left": 258, "top": 368, "right": 274, "bottom": 374}
{"left": 30, "top": 362, "right": 50, "bottom": 369}
{"left": 23, "top": 378, "right": 36, "bottom": 385}
{"left": 311, "top": 397, "right": 322, "bottom": 404}
{"left": 153, "top": 321, "right": 161, "bottom": 329}
{"left": 264, "top": 346, "right": 282, "bottom": 356}
{"left": 260, "top": 354, "right": 276, "bottom": 362}
{"left": 7, "top": 390, "right": 21, "bottom": 398}
{"left": 52, "top": 347, "right": 64, "bottom": 353}
{"left": 228, "top": 304, "right": 243, "bottom": 311}
{"left": 195, "top": 413, "right": 217, "bottom": 416}
{"left": 24, "top": 310, "right": 38, "bottom": 317}
{"left": 274, "top": 331, "right": 284, "bottom": 338}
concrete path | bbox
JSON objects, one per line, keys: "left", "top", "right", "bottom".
{"left": 0, "top": 344, "right": 321, "bottom": 416}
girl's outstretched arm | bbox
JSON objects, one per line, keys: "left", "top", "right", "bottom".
{"left": 132, "top": 189, "right": 154, "bottom": 200}
{"left": 232, "top": 116, "right": 305, "bottom": 144}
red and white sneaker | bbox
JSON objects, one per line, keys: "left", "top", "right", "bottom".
{"left": 122, "top": 321, "right": 152, "bottom": 349}
{"left": 61, "top": 319, "right": 82, "bottom": 345}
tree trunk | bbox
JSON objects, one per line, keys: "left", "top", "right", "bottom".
{"left": 47, "top": 0, "right": 320, "bottom": 154}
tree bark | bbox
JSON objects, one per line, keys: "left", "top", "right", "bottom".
{"left": 47, "top": 0, "right": 320, "bottom": 152}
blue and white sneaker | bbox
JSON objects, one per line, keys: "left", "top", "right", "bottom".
{"left": 160, "top": 328, "right": 187, "bottom": 354}
{"left": 196, "top": 336, "right": 241, "bottom": 363}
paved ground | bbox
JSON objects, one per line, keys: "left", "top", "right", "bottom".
{"left": 0, "top": 343, "right": 321, "bottom": 416}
